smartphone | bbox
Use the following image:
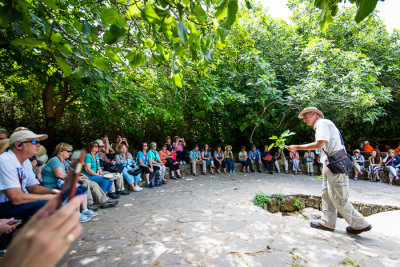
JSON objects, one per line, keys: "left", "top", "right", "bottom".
{"left": 57, "top": 150, "right": 86, "bottom": 208}
{"left": 7, "top": 219, "right": 22, "bottom": 225}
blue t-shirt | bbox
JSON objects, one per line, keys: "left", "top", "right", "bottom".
{"left": 82, "top": 153, "right": 100, "bottom": 176}
{"left": 386, "top": 156, "right": 400, "bottom": 167}
{"left": 189, "top": 150, "right": 201, "bottom": 160}
{"left": 249, "top": 149, "right": 261, "bottom": 160}
{"left": 136, "top": 151, "right": 149, "bottom": 165}
{"left": 41, "top": 156, "right": 70, "bottom": 189}
{"left": 147, "top": 150, "right": 161, "bottom": 162}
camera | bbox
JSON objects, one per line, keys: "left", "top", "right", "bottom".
{"left": 36, "top": 160, "right": 43, "bottom": 167}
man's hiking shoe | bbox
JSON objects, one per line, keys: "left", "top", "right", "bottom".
{"left": 346, "top": 225, "right": 372, "bottom": 235}
{"left": 310, "top": 221, "right": 334, "bottom": 232}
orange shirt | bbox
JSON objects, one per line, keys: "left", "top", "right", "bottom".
{"left": 362, "top": 144, "right": 374, "bottom": 152}
{"left": 395, "top": 146, "right": 400, "bottom": 153}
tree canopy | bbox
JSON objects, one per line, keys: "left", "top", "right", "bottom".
{"left": 0, "top": 0, "right": 398, "bottom": 150}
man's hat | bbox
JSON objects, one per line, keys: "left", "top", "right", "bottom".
{"left": 298, "top": 107, "right": 324, "bottom": 119}
{"left": 9, "top": 130, "right": 48, "bottom": 146}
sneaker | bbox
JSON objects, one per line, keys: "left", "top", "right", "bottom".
{"left": 257, "top": 170, "right": 262, "bottom": 173}
{"left": 310, "top": 173, "right": 314, "bottom": 176}
{"left": 285, "top": 171, "right": 289, "bottom": 174}
{"left": 183, "top": 161, "right": 187, "bottom": 164}
{"left": 354, "top": 176, "right": 358, "bottom": 181}
{"left": 117, "top": 190, "right": 130, "bottom": 195}
{"left": 277, "top": 171, "right": 281, "bottom": 174}
{"left": 82, "top": 209, "right": 98, "bottom": 217}
{"left": 80, "top": 213, "right": 91, "bottom": 223}
{"left": 134, "top": 186, "right": 143, "bottom": 192}
{"left": 87, "top": 203, "right": 100, "bottom": 211}
{"left": 269, "top": 171, "right": 273, "bottom": 174}
{"left": 171, "top": 176, "right": 177, "bottom": 180}
{"left": 389, "top": 182, "right": 393, "bottom": 185}
{"left": 101, "top": 199, "right": 118, "bottom": 208}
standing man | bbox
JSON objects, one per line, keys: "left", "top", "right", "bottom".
{"left": 286, "top": 107, "right": 371, "bottom": 234}
{"left": 0, "top": 130, "right": 59, "bottom": 221}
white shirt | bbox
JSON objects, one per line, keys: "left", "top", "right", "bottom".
{"left": 0, "top": 150, "right": 39, "bottom": 203}
{"left": 314, "top": 118, "right": 345, "bottom": 161}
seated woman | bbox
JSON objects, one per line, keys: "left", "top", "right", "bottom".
{"left": 159, "top": 144, "right": 182, "bottom": 179}
{"left": 173, "top": 136, "right": 187, "bottom": 164}
{"left": 352, "top": 149, "right": 365, "bottom": 180}
{"left": 136, "top": 143, "right": 160, "bottom": 187}
{"left": 41, "top": 143, "right": 97, "bottom": 222}
{"left": 368, "top": 150, "right": 382, "bottom": 182}
{"left": 316, "top": 150, "right": 324, "bottom": 175}
{"left": 82, "top": 141, "right": 117, "bottom": 199}
{"left": 289, "top": 149, "right": 301, "bottom": 175}
{"left": 189, "top": 145, "right": 204, "bottom": 176}
{"left": 213, "top": 145, "right": 225, "bottom": 174}
{"left": 201, "top": 144, "right": 214, "bottom": 175}
{"left": 238, "top": 146, "right": 250, "bottom": 173}
{"left": 274, "top": 148, "right": 288, "bottom": 174}
{"left": 148, "top": 142, "right": 167, "bottom": 184}
{"left": 261, "top": 145, "right": 273, "bottom": 174}
{"left": 224, "top": 145, "right": 235, "bottom": 174}
{"left": 114, "top": 143, "right": 143, "bottom": 192}
{"left": 384, "top": 149, "right": 400, "bottom": 185}
{"left": 166, "top": 136, "right": 174, "bottom": 152}
{"left": 304, "top": 150, "right": 315, "bottom": 176}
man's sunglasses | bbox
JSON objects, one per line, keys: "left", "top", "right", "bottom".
{"left": 22, "top": 140, "right": 40, "bottom": 145}
{"left": 64, "top": 150, "right": 72, "bottom": 153}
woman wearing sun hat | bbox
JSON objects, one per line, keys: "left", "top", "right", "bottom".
{"left": 224, "top": 145, "right": 235, "bottom": 173}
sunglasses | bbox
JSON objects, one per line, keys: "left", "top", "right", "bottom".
{"left": 23, "top": 140, "right": 40, "bottom": 145}
{"left": 93, "top": 145, "right": 99, "bottom": 148}
{"left": 65, "top": 150, "right": 72, "bottom": 153}
{"left": 143, "top": 144, "right": 148, "bottom": 146}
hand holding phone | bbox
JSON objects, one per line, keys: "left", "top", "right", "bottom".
{"left": 8, "top": 219, "right": 22, "bottom": 226}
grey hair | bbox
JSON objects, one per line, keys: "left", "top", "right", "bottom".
{"left": 150, "top": 142, "right": 157, "bottom": 147}
{"left": 10, "top": 138, "right": 27, "bottom": 149}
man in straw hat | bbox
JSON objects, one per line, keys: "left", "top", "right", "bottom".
{"left": 0, "top": 130, "right": 60, "bottom": 222}
{"left": 286, "top": 107, "right": 371, "bottom": 235}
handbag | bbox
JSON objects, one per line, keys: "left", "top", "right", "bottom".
{"left": 323, "top": 128, "right": 353, "bottom": 174}
{"left": 128, "top": 167, "right": 141, "bottom": 176}
{"left": 111, "top": 164, "right": 124, "bottom": 173}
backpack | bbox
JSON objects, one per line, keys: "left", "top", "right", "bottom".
{"left": 148, "top": 168, "right": 162, "bottom": 188}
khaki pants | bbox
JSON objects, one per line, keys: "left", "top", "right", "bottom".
{"left": 110, "top": 174, "right": 125, "bottom": 193}
{"left": 81, "top": 179, "right": 109, "bottom": 205}
{"left": 306, "top": 162, "right": 314, "bottom": 173}
{"left": 191, "top": 160, "right": 205, "bottom": 174}
{"left": 250, "top": 160, "right": 262, "bottom": 172}
{"left": 321, "top": 166, "right": 369, "bottom": 229}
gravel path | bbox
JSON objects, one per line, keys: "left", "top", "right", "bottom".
{"left": 58, "top": 172, "right": 400, "bottom": 267}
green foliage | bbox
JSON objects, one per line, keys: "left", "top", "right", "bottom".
{"left": 269, "top": 130, "right": 296, "bottom": 150}
{"left": 273, "top": 193, "right": 284, "bottom": 206}
{"left": 254, "top": 192, "right": 271, "bottom": 208}
{"left": 309, "top": 0, "right": 381, "bottom": 32}
{"left": 293, "top": 198, "right": 305, "bottom": 210}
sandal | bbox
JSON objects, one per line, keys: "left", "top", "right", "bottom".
{"left": 171, "top": 176, "right": 177, "bottom": 180}
{"left": 177, "top": 175, "right": 182, "bottom": 179}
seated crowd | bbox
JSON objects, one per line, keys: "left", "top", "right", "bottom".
{"left": 0, "top": 128, "right": 399, "bottom": 257}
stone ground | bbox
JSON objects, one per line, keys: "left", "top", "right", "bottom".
{"left": 58, "top": 172, "right": 400, "bottom": 267}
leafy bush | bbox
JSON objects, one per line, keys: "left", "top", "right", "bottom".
{"left": 254, "top": 192, "right": 271, "bottom": 208}
{"left": 273, "top": 193, "right": 284, "bottom": 206}
{"left": 293, "top": 198, "right": 305, "bottom": 210}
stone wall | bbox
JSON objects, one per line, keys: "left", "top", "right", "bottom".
{"left": 263, "top": 194, "right": 400, "bottom": 217}
{"left": 134, "top": 152, "right": 399, "bottom": 187}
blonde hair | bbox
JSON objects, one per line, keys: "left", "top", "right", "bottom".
{"left": 116, "top": 143, "right": 128, "bottom": 154}
{"left": 54, "top": 143, "right": 73, "bottom": 155}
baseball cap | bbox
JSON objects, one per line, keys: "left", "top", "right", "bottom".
{"left": 9, "top": 130, "right": 48, "bottom": 146}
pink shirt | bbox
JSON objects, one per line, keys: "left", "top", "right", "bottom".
{"left": 290, "top": 151, "right": 299, "bottom": 159}
{"left": 174, "top": 141, "right": 184, "bottom": 152}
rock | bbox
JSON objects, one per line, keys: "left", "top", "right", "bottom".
{"left": 301, "top": 207, "right": 323, "bottom": 220}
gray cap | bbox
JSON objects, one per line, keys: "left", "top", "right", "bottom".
{"left": 9, "top": 130, "right": 48, "bottom": 146}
